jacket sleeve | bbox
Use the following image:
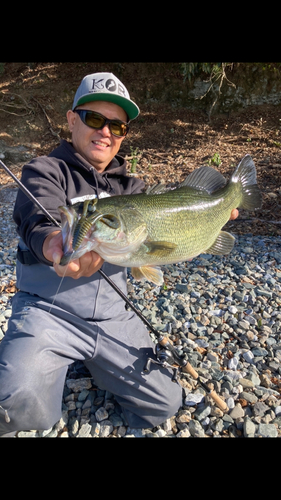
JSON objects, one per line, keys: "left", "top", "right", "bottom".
{"left": 13, "top": 157, "right": 67, "bottom": 265}
{"left": 129, "top": 176, "right": 146, "bottom": 194}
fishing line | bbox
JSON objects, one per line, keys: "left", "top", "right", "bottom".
{"left": 47, "top": 255, "right": 73, "bottom": 314}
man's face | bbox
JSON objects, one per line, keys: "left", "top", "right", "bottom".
{"left": 67, "top": 101, "right": 128, "bottom": 172}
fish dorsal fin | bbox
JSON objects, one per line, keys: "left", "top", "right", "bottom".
{"left": 181, "top": 166, "right": 227, "bottom": 194}
{"left": 145, "top": 183, "right": 172, "bottom": 195}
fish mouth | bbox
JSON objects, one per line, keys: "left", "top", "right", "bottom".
{"left": 58, "top": 205, "right": 100, "bottom": 266}
{"left": 59, "top": 205, "right": 77, "bottom": 259}
{"left": 58, "top": 203, "right": 121, "bottom": 266}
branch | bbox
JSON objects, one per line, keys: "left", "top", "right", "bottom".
{"left": 0, "top": 93, "right": 34, "bottom": 116}
{"left": 31, "top": 97, "right": 61, "bottom": 141}
{"left": 196, "top": 63, "right": 236, "bottom": 120}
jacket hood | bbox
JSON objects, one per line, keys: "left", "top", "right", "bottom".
{"left": 49, "top": 139, "right": 127, "bottom": 178}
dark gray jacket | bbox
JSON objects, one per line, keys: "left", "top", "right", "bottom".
{"left": 14, "top": 140, "right": 145, "bottom": 320}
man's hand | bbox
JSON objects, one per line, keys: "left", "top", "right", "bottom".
{"left": 43, "top": 231, "right": 104, "bottom": 279}
{"left": 230, "top": 208, "right": 239, "bottom": 220}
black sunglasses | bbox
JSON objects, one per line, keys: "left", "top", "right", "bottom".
{"left": 74, "top": 109, "right": 129, "bottom": 137}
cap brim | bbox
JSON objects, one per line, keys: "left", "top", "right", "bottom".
{"left": 73, "top": 93, "right": 140, "bottom": 121}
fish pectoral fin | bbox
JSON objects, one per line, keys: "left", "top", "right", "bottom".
{"left": 145, "top": 240, "right": 177, "bottom": 256}
{"left": 207, "top": 231, "right": 235, "bottom": 255}
{"left": 131, "top": 266, "right": 164, "bottom": 286}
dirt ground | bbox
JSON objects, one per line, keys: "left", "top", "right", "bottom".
{"left": 0, "top": 62, "right": 281, "bottom": 237}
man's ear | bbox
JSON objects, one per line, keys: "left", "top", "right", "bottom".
{"left": 66, "top": 110, "right": 76, "bottom": 132}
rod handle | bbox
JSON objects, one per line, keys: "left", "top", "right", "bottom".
{"left": 208, "top": 390, "right": 229, "bottom": 412}
{"left": 182, "top": 362, "right": 198, "bottom": 379}
{"left": 181, "top": 361, "right": 228, "bottom": 412}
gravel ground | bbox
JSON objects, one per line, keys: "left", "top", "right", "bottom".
{"left": 0, "top": 188, "right": 281, "bottom": 438}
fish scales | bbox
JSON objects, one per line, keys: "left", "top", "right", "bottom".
{"left": 94, "top": 183, "right": 238, "bottom": 266}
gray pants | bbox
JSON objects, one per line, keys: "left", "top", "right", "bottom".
{"left": 0, "top": 292, "right": 182, "bottom": 435}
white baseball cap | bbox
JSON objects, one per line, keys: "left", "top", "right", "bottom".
{"left": 72, "top": 72, "right": 140, "bottom": 121}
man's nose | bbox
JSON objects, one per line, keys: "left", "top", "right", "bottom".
{"left": 99, "top": 124, "right": 111, "bottom": 137}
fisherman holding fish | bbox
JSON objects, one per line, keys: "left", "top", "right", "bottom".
{"left": 0, "top": 72, "right": 252, "bottom": 436}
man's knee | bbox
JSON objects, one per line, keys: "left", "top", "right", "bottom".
{"left": 0, "top": 384, "right": 61, "bottom": 435}
{"left": 0, "top": 364, "right": 61, "bottom": 435}
{"left": 118, "top": 372, "right": 183, "bottom": 429}
{"left": 155, "top": 376, "right": 183, "bottom": 422}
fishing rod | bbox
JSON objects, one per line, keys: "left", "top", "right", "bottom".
{"left": 0, "top": 158, "right": 228, "bottom": 412}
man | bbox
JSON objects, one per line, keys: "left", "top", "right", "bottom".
{"left": 0, "top": 71, "right": 239, "bottom": 437}
{"left": 0, "top": 72, "right": 184, "bottom": 436}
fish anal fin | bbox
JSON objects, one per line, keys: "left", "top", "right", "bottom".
{"left": 207, "top": 231, "right": 235, "bottom": 255}
{"left": 131, "top": 266, "right": 164, "bottom": 286}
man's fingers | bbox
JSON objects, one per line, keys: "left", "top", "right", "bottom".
{"left": 230, "top": 208, "right": 239, "bottom": 220}
{"left": 54, "top": 258, "right": 81, "bottom": 277}
{"left": 53, "top": 251, "right": 63, "bottom": 265}
{"left": 43, "top": 230, "right": 63, "bottom": 263}
{"left": 53, "top": 251, "right": 104, "bottom": 279}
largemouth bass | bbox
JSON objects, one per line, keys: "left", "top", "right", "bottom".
{"left": 59, "top": 154, "right": 262, "bottom": 285}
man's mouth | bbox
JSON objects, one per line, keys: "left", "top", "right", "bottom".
{"left": 92, "top": 140, "right": 109, "bottom": 148}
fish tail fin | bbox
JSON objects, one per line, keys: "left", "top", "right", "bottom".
{"left": 230, "top": 155, "right": 262, "bottom": 210}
